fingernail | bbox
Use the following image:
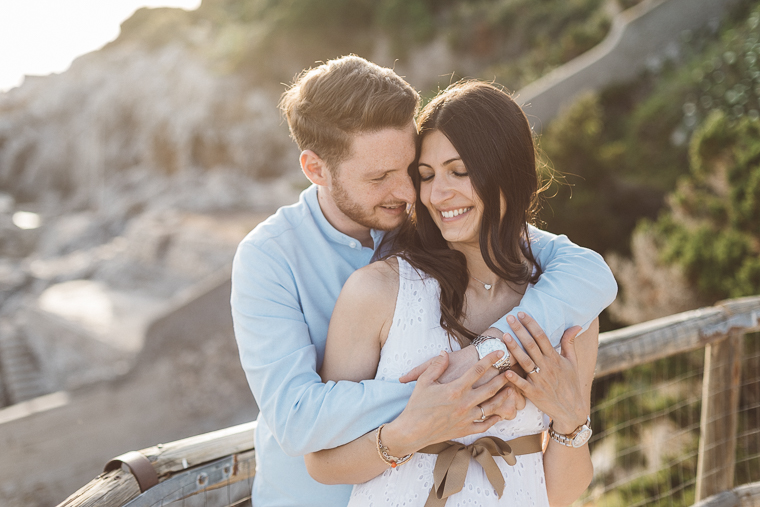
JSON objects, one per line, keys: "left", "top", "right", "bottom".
{"left": 496, "top": 350, "right": 504, "bottom": 358}
{"left": 518, "top": 312, "right": 526, "bottom": 319}
{"left": 439, "top": 350, "right": 446, "bottom": 357}
{"left": 507, "top": 315, "right": 516, "bottom": 324}
{"left": 504, "top": 334, "right": 513, "bottom": 343}
{"left": 505, "top": 387, "right": 512, "bottom": 396}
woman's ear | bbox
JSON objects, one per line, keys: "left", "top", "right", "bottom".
{"left": 301, "top": 150, "right": 329, "bottom": 186}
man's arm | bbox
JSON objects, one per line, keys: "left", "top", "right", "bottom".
{"left": 491, "top": 225, "right": 617, "bottom": 347}
{"left": 231, "top": 240, "right": 414, "bottom": 456}
{"left": 403, "top": 226, "right": 616, "bottom": 383}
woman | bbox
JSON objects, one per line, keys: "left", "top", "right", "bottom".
{"left": 304, "top": 81, "right": 600, "bottom": 506}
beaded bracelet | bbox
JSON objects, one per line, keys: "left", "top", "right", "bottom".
{"left": 375, "top": 424, "right": 414, "bottom": 468}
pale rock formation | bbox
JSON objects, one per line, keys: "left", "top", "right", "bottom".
{"left": 0, "top": 42, "right": 297, "bottom": 206}
{"left": 606, "top": 230, "right": 706, "bottom": 325}
{"left": 0, "top": 37, "right": 304, "bottom": 405}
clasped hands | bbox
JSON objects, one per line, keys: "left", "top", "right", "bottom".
{"left": 384, "top": 313, "right": 586, "bottom": 456}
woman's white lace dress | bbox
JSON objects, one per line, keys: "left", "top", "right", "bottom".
{"left": 346, "top": 258, "right": 550, "bottom": 507}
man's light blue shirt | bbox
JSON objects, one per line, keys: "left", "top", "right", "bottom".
{"left": 231, "top": 184, "right": 617, "bottom": 507}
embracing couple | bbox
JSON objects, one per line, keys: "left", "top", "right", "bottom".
{"left": 231, "top": 55, "right": 617, "bottom": 507}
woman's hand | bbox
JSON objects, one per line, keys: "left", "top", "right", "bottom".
{"left": 503, "top": 313, "right": 590, "bottom": 434}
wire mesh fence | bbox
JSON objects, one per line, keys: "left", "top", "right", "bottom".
{"left": 576, "top": 331, "right": 760, "bottom": 507}
{"left": 735, "top": 333, "right": 760, "bottom": 488}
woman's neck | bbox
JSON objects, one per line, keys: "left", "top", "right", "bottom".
{"left": 449, "top": 242, "right": 504, "bottom": 297}
{"left": 449, "top": 241, "right": 528, "bottom": 336}
{"left": 450, "top": 241, "right": 527, "bottom": 299}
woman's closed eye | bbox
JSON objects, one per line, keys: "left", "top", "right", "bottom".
{"left": 418, "top": 168, "right": 434, "bottom": 181}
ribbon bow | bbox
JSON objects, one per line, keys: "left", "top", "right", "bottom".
{"left": 418, "top": 433, "right": 542, "bottom": 507}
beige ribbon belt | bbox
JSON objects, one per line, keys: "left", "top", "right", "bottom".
{"left": 418, "top": 433, "right": 543, "bottom": 507}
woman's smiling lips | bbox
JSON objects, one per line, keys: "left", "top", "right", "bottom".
{"left": 438, "top": 206, "right": 473, "bottom": 221}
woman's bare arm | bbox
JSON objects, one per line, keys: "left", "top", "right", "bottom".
{"left": 504, "top": 315, "right": 598, "bottom": 507}
{"left": 306, "top": 260, "right": 511, "bottom": 485}
{"left": 305, "top": 261, "right": 398, "bottom": 484}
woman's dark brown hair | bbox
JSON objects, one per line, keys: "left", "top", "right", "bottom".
{"left": 390, "top": 80, "right": 546, "bottom": 345}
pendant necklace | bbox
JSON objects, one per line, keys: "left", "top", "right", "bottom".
{"left": 471, "top": 275, "right": 494, "bottom": 291}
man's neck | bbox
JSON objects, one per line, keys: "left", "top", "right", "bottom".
{"left": 316, "top": 186, "right": 374, "bottom": 248}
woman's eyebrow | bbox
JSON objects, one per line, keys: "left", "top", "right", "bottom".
{"left": 418, "top": 157, "right": 462, "bottom": 168}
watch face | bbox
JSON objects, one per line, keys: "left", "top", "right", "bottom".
{"left": 478, "top": 338, "right": 508, "bottom": 358}
{"left": 477, "top": 339, "right": 510, "bottom": 370}
{"left": 572, "top": 426, "right": 593, "bottom": 448}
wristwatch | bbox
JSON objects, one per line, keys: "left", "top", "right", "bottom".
{"left": 548, "top": 416, "right": 593, "bottom": 448}
{"left": 471, "top": 335, "right": 511, "bottom": 373}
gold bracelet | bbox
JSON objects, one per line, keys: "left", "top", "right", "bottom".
{"left": 375, "top": 424, "right": 414, "bottom": 468}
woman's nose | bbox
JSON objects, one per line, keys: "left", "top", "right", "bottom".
{"left": 429, "top": 176, "right": 453, "bottom": 205}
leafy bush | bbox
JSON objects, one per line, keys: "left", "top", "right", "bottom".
{"left": 538, "top": 0, "right": 760, "bottom": 265}
{"left": 653, "top": 110, "right": 760, "bottom": 299}
{"left": 538, "top": 92, "right": 665, "bottom": 256}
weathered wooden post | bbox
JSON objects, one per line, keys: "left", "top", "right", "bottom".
{"left": 695, "top": 331, "right": 744, "bottom": 501}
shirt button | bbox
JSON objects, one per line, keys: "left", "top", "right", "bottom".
{"left": 349, "top": 241, "right": 357, "bottom": 248}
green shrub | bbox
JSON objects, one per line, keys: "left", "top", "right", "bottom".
{"left": 653, "top": 110, "right": 760, "bottom": 300}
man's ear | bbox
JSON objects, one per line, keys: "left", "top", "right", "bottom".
{"left": 300, "top": 150, "right": 330, "bottom": 186}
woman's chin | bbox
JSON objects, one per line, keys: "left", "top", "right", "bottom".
{"left": 443, "top": 233, "right": 479, "bottom": 248}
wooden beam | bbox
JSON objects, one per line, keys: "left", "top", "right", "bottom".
{"left": 56, "top": 422, "right": 256, "bottom": 507}
{"left": 690, "top": 480, "right": 760, "bottom": 506}
{"left": 695, "top": 332, "right": 743, "bottom": 501}
{"left": 57, "top": 469, "right": 140, "bottom": 507}
{"left": 140, "top": 421, "right": 256, "bottom": 477}
{"left": 596, "top": 296, "right": 760, "bottom": 377}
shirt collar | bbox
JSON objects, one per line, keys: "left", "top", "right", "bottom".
{"left": 303, "top": 184, "right": 386, "bottom": 252}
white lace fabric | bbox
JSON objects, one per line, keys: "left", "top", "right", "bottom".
{"left": 347, "top": 258, "right": 550, "bottom": 507}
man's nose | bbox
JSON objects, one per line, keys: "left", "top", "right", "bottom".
{"left": 394, "top": 172, "right": 416, "bottom": 204}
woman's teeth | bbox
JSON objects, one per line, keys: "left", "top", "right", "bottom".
{"left": 441, "top": 207, "right": 472, "bottom": 218}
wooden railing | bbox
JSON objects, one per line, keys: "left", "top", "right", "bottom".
{"left": 691, "top": 481, "right": 760, "bottom": 506}
{"left": 57, "top": 423, "right": 257, "bottom": 507}
{"left": 57, "top": 295, "right": 760, "bottom": 507}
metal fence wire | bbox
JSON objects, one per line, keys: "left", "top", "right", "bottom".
{"left": 576, "top": 332, "right": 760, "bottom": 507}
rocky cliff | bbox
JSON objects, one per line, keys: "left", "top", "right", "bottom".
{"left": 0, "top": 4, "right": 307, "bottom": 405}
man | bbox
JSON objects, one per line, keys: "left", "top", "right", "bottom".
{"left": 231, "top": 55, "right": 617, "bottom": 507}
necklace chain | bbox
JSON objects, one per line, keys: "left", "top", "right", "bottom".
{"left": 470, "top": 274, "right": 494, "bottom": 291}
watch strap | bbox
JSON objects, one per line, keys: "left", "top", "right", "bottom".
{"left": 548, "top": 416, "right": 592, "bottom": 447}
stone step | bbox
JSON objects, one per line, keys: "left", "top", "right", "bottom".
{"left": 0, "top": 327, "right": 49, "bottom": 406}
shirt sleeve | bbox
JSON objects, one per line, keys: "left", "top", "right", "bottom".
{"left": 231, "top": 240, "right": 415, "bottom": 457}
{"left": 490, "top": 225, "right": 618, "bottom": 347}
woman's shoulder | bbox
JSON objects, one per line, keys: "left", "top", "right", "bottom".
{"left": 340, "top": 257, "right": 400, "bottom": 305}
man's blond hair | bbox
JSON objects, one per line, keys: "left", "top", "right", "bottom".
{"left": 279, "top": 55, "right": 420, "bottom": 170}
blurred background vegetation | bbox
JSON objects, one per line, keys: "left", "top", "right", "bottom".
{"left": 105, "top": 0, "right": 760, "bottom": 324}
{"left": 114, "top": 0, "right": 622, "bottom": 90}
{"left": 536, "top": 0, "right": 760, "bottom": 327}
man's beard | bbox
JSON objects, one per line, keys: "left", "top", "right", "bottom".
{"left": 332, "top": 177, "right": 406, "bottom": 232}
